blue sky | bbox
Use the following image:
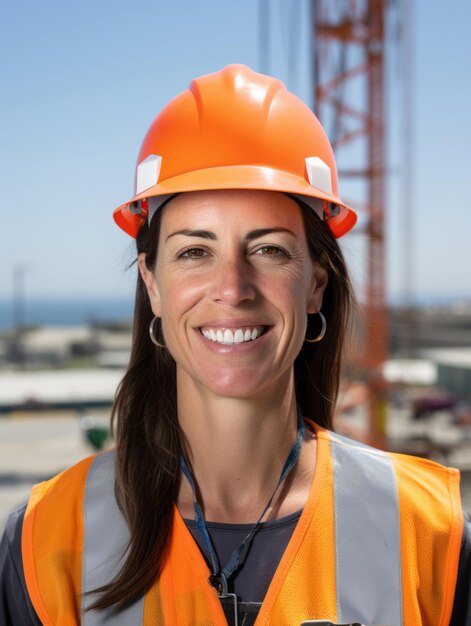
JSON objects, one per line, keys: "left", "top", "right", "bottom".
{"left": 1, "top": 0, "right": 470, "bottom": 305}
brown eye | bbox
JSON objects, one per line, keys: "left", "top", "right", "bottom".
{"left": 255, "top": 246, "right": 288, "bottom": 258}
{"left": 178, "top": 247, "right": 207, "bottom": 259}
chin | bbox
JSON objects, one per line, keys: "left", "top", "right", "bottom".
{"left": 201, "top": 369, "right": 288, "bottom": 401}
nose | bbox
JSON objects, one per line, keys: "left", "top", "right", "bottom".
{"left": 207, "top": 256, "right": 257, "bottom": 306}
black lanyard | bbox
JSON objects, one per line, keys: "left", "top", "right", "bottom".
{"left": 180, "top": 409, "right": 305, "bottom": 600}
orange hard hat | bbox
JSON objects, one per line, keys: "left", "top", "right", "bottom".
{"left": 113, "top": 64, "right": 357, "bottom": 238}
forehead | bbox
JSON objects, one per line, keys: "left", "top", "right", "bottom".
{"left": 159, "top": 189, "right": 305, "bottom": 233}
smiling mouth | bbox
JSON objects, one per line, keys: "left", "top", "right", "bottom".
{"left": 199, "top": 326, "right": 268, "bottom": 345}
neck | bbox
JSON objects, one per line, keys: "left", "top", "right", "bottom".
{"left": 176, "top": 369, "right": 302, "bottom": 523}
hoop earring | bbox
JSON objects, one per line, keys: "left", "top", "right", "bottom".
{"left": 149, "top": 316, "right": 167, "bottom": 348}
{"left": 305, "top": 311, "right": 327, "bottom": 343}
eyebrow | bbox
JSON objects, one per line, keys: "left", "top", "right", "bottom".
{"left": 165, "top": 227, "right": 297, "bottom": 242}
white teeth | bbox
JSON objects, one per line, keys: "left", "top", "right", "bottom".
{"left": 200, "top": 326, "right": 266, "bottom": 345}
{"left": 233, "top": 329, "right": 244, "bottom": 343}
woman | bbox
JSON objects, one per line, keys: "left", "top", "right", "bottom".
{"left": 1, "top": 64, "right": 469, "bottom": 626}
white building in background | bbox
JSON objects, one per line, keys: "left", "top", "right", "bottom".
{"left": 383, "top": 359, "right": 437, "bottom": 386}
{"left": 0, "top": 368, "right": 125, "bottom": 413}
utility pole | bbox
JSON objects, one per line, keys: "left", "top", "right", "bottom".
{"left": 12, "top": 264, "right": 29, "bottom": 368}
{"left": 400, "top": 0, "right": 417, "bottom": 357}
{"left": 259, "top": 0, "right": 270, "bottom": 74}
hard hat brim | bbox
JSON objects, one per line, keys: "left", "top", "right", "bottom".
{"left": 113, "top": 165, "right": 357, "bottom": 239}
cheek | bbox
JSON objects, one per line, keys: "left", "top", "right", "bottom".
{"left": 261, "top": 270, "right": 310, "bottom": 304}
{"left": 158, "top": 273, "right": 206, "bottom": 320}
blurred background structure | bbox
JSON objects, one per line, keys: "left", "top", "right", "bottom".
{"left": 1, "top": 0, "right": 470, "bottom": 528}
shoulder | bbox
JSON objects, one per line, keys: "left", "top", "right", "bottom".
{"left": 450, "top": 514, "right": 471, "bottom": 625}
{"left": 26, "top": 449, "right": 114, "bottom": 514}
{"left": 20, "top": 450, "right": 117, "bottom": 625}
{"left": 2, "top": 504, "right": 27, "bottom": 579}
{"left": 385, "top": 450, "right": 462, "bottom": 542}
{"left": 0, "top": 454, "right": 104, "bottom": 573}
{"left": 23, "top": 449, "right": 116, "bottom": 559}
{"left": 1, "top": 505, "right": 42, "bottom": 625}
{"left": 322, "top": 427, "right": 460, "bottom": 501}
{"left": 389, "top": 447, "right": 460, "bottom": 484}
{"left": 318, "top": 427, "right": 462, "bottom": 537}
{"left": 3, "top": 503, "right": 27, "bottom": 548}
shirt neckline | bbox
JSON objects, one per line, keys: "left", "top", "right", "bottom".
{"left": 183, "top": 508, "right": 303, "bottom": 532}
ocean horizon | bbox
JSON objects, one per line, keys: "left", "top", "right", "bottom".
{"left": 0, "top": 297, "right": 134, "bottom": 331}
{"left": 1, "top": 293, "right": 470, "bottom": 332}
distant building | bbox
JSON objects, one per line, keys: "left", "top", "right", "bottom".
{"left": 390, "top": 303, "right": 471, "bottom": 353}
{"left": 421, "top": 348, "right": 471, "bottom": 401}
{"left": 1, "top": 323, "right": 132, "bottom": 368}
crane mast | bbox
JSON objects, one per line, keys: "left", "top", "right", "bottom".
{"left": 311, "top": 0, "right": 388, "bottom": 446}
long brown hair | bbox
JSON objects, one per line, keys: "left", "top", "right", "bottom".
{"left": 87, "top": 196, "right": 356, "bottom": 611}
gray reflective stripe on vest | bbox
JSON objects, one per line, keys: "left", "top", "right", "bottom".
{"left": 329, "top": 432, "right": 403, "bottom": 626}
{"left": 82, "top": 450, "right": 144, "bottom": 625}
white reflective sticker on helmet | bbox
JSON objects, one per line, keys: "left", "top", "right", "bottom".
{"left": 305, "top": 157, "right": 333, "bottom": 195}
{"left": 136, "top": 154, "right": 162, "bottom": 195}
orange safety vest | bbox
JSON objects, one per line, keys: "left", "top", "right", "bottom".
{"left": 22, "top": 424, "right": 463, "bottom": 626}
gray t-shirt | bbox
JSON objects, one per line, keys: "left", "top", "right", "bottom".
{"left": 184, "top": 510, "right": 301, "bottom": 624}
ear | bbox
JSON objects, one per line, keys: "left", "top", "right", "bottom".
{"left": 307, "top": 263, "right": 328, "bottom": 314}
{"left": 138, "top": 253, "right": 162, "bottom": 317}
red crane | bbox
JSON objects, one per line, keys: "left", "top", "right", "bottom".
{"left": 311, "top": 0, "right": 388, "bottom": 447}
